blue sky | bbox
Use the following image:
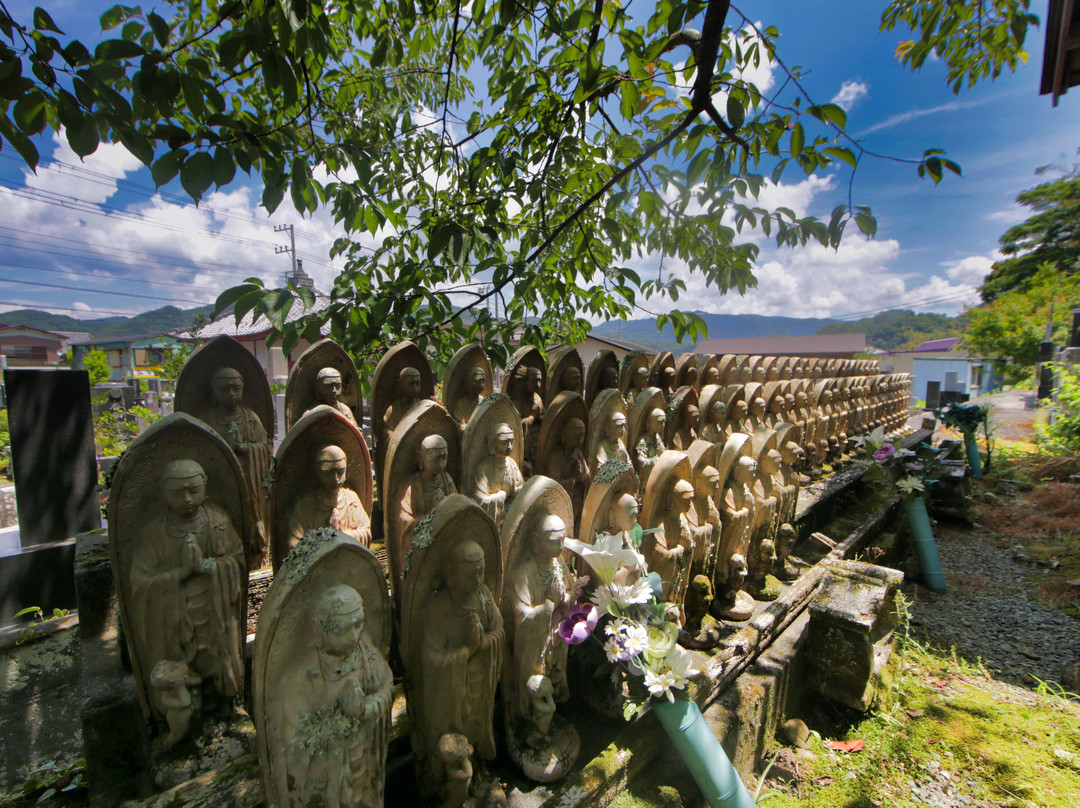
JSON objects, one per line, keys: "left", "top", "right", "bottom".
{"left": 1, "top": 1, "right": 1079, "bottom": 325}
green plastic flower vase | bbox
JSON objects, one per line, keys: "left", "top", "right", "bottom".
{"left": 903, "top": 495, "right": 946, "bottom": 593}
{"left": 963, "top": 432, "right": 983, "bottom": 477}
{"left": 652, "top": 697, "right": 758, "bottom": 808}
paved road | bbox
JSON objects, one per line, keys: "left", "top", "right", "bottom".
{"left": 968, "top": 388, "right": 1038, "bottom": 442}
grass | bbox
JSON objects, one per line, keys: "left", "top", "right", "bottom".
{"left": 759, "top": 638, "right": 1080, "bottom": 808}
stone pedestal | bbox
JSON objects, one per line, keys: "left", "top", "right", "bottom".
{"left": 805, "top": 559, "right": 903, "bottom": 711}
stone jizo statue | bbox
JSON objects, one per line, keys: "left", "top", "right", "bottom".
{"left": 642, "top": 478, "right": 694, "bottom": 610}
{"left": 385, "top": 366, "right": 424, "bottom": 437}
{"left": 393, "top": 434, "right": 458, "bottom": 584}
{"left": 593, "top": 409, "right": 631, "bottom": 475}
{"left": 635, "top": 408, "right": 666, "bottom": 493}
{"left": 468, "top": 422, "right": 524, "bottom": 531}
{"left": 273, "top": 584, "right": 393, "bottom": 808}
{"left": 150, "top": 660, "right": 200, "bottom": 749}
{"left": 421, "top": 539, "right": 504, "bottom": 764}
{"left": 312, "top": 367, "right": 357, "bottom": 425}
{"left": 434, "top": 733, "right": 473, "bottom": 808}
{"left": 701, "top": 400, "right": 727, "bottom": 444}
{"left": 453, "top": 366, "right": 488, "bottom": 429}
{"left": 716, "top": 552, "right": 754, "bottom": 621}
{"left": 671, "top": 402, "right": 699, "bottom": 450}
{"left": 131, "top": 459, "right": 246, "bottom": 724}
{"left": 287, "top": 445, "right": 371, "bottom": 548}
{"left": 546, "top": 417, "right": 589, "bottom": 529}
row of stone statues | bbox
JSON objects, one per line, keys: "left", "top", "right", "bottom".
{"left": 105, "top": 335, "right": 912, "bottom": 807}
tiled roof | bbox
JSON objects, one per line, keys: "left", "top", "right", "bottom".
{"left": 913, "top": 337, "right": 962, "bottom": 352}
{"left": 176, "top": 292, "right": 333, "bottom": 339}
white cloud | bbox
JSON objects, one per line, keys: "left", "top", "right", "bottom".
{"left": 858, "top": 97, "right": 991, "bottom": 136}
{"left": 669, "top": 24, "right": 777, "bottom": 109}
{"left": 23, "top": 131, "right": 143, "bottom": 205}
{"left": 943, "top": 253, "right": 997, "bottom": 287}
{"left": 831, "top": 80, "right": 869, "bottom": 111}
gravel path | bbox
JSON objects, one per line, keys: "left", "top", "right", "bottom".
{"left": 904, "top": 525, "right": 1080, "bottom": 689}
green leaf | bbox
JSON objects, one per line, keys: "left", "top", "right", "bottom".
{"left": 213, "top": 147, "right": 235, "bottom": 187}
{"left": 0, "top": 114, "right": 40, "bottom": 168}
{"left": 823, "top": 146, "right": 857, "bottom": 169}
{"left": 13, "top": 92, "right": 47, "bottom": 135}
{"left": 151, "top": 148, "right": 185, "bottom": 187}
{"left": 66, "top": 116, "right": 99, "bottom": 157}
{"left": 855, "top": 211, "right": 877, "bottom": 237}
{"left": 726, "top": 94, "right": 744, "bottom": 129}
{"left": 180, "top": 150, "right": 214, "bottom": 202}
{"left": 32, "top": 8, "right": 64, "bottom": 34}
{"left": 428, "top": 222, "right": 454, "bottom": 260}
{"left": 94, "top": 38, "right": 144, "bottom": 61}
{"left": 147, "top": 11, "right": 169, "bottom": 46}
{"left": 790, "top": 122, "right": 804, "bottom": 159}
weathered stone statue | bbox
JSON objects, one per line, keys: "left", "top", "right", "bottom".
{"left": 443, "top": 344, "right": 494, "bottom": 431}
{"left": 697, "top": 357, "right": 721, "bottom": 391}
{"left": 667, "top": 387, "right": 699, "bottom": 450}
{"left": 536, "top": 391, "right": 588, "bottom": 530}
{"left": 681, "top": 575, "right": 721, "bottom": 651}
{"left": 641, "top": 451, "right": 695, "bottom": 615}
{"left": 385, "top": 367, "right": 424, "bottom": 436}
{"left": 390, "top": 434, "right": 458, "bottom": 589}
{"left": 745, "top": 382, "right": 767, "bottom": 433}
{"left": 500, "top": 478, "right": 580, "bottom": 781}
{"left": 747, "top": 537, "right": 780, "bottom": 601}
{"left": 286, "top": 445, "right": 372, "bottom": 548}
{"left": 585, "top": 349, "right": 620, "bottom": 411}
{"left": 649, "top": 351, "right": 676, "bottom": 401}
{"left": 547, "top": 346, "right": 584, "bottom": 405}
{"left": 284, "top": 339, "right": 362, "bottom": 430}
{"left": 588, "top": 389, "right": 631, "bottom": 476}
{"left": 311, "top": 368, "right": 358, "bottom": 425}
{"left": 108, "top": 413, "right": 254, "bottom": 744}
{"left": 724, "top": 386, "right": 750, "bottom": 436}
{"left": 468, "top": 421, "right": 524, "bottom": 531}
{"left": 401, "top": 496, "right": 504, "bottom": 805}
{"left": 775, "top": 524, "right": 800, "bottom": 582}
{"left": 712, "top": 434, "right": 756, "bottom": 620}
{"left": 270, "top": 406, "right": 373, "bottom": 573}
{"left": 674, "top": 352, "right": 699, "bottom": 389}
{"left": 698, "top": 385, "right": 727, "bottom": 444}
{"left": 384, "top": 400, "right": 461, "bottom": 593}
{"left": 685, "top": 440, "right": 721, "bottom": 582}
{"left": 634, "top": 407, "right": 667, "bottom": 494}
{"left": 179, "top": 358, "right": 272, "bottom": 567}
{"left": 371, "top": 340, "right": 435, "bottom": 496}
{"left": 579, "top": 458, "right": 641, "bottom": 581}
{"left": 618, "top": 351, "right": 651, "bottom": 405}
{"left": 504, "top": 347, "right": 546, "bottom": 475}
{"left": 254, "top": 529, "right": 392, "bottom": 808}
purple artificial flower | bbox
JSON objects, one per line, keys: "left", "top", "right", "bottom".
{"left": 558, "top": 603, "right": 599, "bottom": 645}
{"left": 873, "top": 445, "right": 895, "bottom": 462}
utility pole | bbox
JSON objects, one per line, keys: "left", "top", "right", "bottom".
{"left": 274, "top": 223, "right": 296, "bottom": 281}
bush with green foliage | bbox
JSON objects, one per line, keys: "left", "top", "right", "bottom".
{"left": 1038, "top": 363, "right": 1080, "bottom": 454}
{"left": 94, "top": 404, "right": 160, "bottom": 458}
{"left": 81, "top": 349, "right": 111, "bottom": 386}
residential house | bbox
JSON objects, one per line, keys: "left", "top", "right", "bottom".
{"left": 70, "top": 334, "right": 183, "bottom": 382}
{"left": 0, "top": 325, "right": 91, "bottom": 367}
{"left": 880, "top": 337, "right": 997, "bottom": 404}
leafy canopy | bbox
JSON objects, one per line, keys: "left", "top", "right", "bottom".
{"left": 0, "top": 1, "right": 1026, "bottom": 371}
{"left": 981, "top": 170, "right": 1080, "bottom": 302}
{"left": 963, "top": 264, "right": 1080, "bottom": 386}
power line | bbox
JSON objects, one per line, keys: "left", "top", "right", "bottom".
{"left": 0, "top": 273, "right": 212, "bottom": 306}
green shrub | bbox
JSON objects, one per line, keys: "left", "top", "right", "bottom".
{"left": 1038, "top": 363, "right": 1080, "bottom": 453}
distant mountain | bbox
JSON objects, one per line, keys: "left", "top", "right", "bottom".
{"left": 0, "top": 305, "right": 214, "bottom": 339}
{"left": 814, "top": 309, "right": 964, "bottom": 352}
{"left": 592, "top": 312, "right": 837, "bottom": 353}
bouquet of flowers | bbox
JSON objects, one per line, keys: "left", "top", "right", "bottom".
{"left": 556, "top": 531, "right": 699, "bottom": 718}
{"left": 855, "top": 426, "right": 944, "bottom": 501}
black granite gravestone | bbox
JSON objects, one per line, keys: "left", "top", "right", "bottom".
{"left": 924, "top": 381, "right": 941, "bottom": 410}
{"left": 5, "top": 369, "right": 100, "bottom": 547}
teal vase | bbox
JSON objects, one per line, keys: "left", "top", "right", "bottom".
{"left": 963, "top": 432, "right": 983, "bottom": 477}
{"left": 652, "top": 697, "right": 758, "bottom": 808}
{"left": 903, "top": 495, "right": 946, "bottom": 592}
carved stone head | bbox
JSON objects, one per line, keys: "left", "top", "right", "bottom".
{"left": 734, "top": 455, "right": 757, "bottom": 485}
{"left": 211, "top": 367, "right": 244, "bottom": 410}
{"left": 560, "top": 417, "right": 585, "bottom": 450}
{"left": 608, "top": 492, "right": 639, "bottom": 534}
{"left": 161, "top": 459, "right": 208, "bottom": 520}
{"left": 446, "top": 539, "right": 486, "bottom": 593}
{"left": 606, "top": 410, "right": 627, "bottom": 441}
{"left": 466, "top": 365, "right": 487, "bottom": 393}
{"left": 315, "top": 367, "right": 344, "bottom": 406}
{"left": 313, "top": 583, "right": 366, "bottom": 658}
{"left": 400, "top": 366, "right": 422, "bottom": 400}
{"left": 488, "top": 422, "right": 515, "bottom": 458}
{"left": 315, "top": 445, "right": 348, "bottom": 493}
{"left": 669, "top": 479, "right": 694, "bottom": 515}
{"left": 418, "top": 434, "right": 450, "bottom": 478}
{"left": 708, "top": 400, "right": 726, "bottom": 425}
{"left": 647, "top": 408, "right": 666, "bottom": 437}
{"left": 532, "top": 513, "right": 566, "bottom": 560}
{"left": 526, "top": 674, "right": 556, "bottom": 736}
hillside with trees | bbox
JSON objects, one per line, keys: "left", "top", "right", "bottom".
{"left": 814, "top": 310, "right": 964, "bottom": 351}
{"left": 0, "top": 305, "right": 213, "bottom": 338}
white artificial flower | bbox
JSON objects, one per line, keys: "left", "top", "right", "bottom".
{"left": 643, "top": 646, "right": 699, "bottom": 702}
{"left": 604, "top": 636, "right": 627, "bottom": 663}
{"left": 590, "top": 577, "right": 654, "bottom": 614}
{"left": 622, "top": 623, "right": 649, "bottom": 657}
{"left": 897, "top": 476, "right": 925, "bottom": 495}
{"left": 565, "top": 531, "right": 644, "bottom": 585}
{"left": 644, "top": 667, "right": 682, "bottom": 703}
